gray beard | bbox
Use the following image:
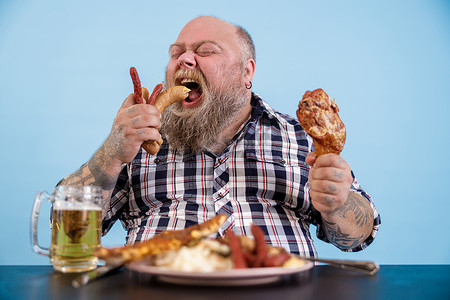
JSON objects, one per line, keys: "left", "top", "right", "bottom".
{"left": 160, "top": 79, "right": 249, "bottom": 154}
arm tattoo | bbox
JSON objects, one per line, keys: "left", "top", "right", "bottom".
{"left": 333, "top": 193, "right": 372, "bottom": 227}
{"left": 322, "top": 218, "right": 364, "bottom": 249}
{"left": 59, "top": 161, "right": 116, "bottom": 191}
{"left": 322, "top": 192, "right": 373, "bottom": 249}
{"left": 58, "top": 147, "right": 121, "bottom": 215}
{"left": 59, "top": 163, "right": 95, "bottom": 186}
{"left": 87, "top": 151, "right": 118, "bottom": 191}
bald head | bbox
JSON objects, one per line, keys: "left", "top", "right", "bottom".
{"left": 179, "top": 16, "right": 255, "bottom": 63}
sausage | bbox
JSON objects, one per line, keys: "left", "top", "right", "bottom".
{"left": 250, "top": 224, "right": 268, "bottom": 267}
{"left": 153, "top": 86, "right": 191, "bottom": 112}
{"left": 130, "top": 67, "right": 144, "bottom": 104}
{"left": 148, "top": 83, "right": 163, "bottom": 105}
{"left": 141, "top": 85, "right": 191, "bottom": 155}
{"left": 226, "top": 230, "right": 248, "bottom": 269}
{"left": 263, "top": 250, "right": 291, "bottom": 267}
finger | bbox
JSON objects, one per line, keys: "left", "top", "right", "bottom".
{"left": 311, "top": 166, "right": 348, "bottom": 182}
{"left": 310, "top": 190, "right": 340, "bottom": 213}
{"left": 313, "top": 154, "right": 348, "bottom": 169}
{"left": 125, "top": 103, "right": 161, "bottom": 119}
{"left": 121, "top": 93, "right": 138, "bottom": 108}
{"left": 130, "top": 113, "right": 161, "bottom": 129}
{"left": 311, "top": 190, "right": 337, "bottom": 205}
{"left": 305, "top": 152, "right": 316, "bottom": 167}
{"left": 309, "top": 179, "right": 340, "bottom": 195}
{"left": 135, "top": 127, "right": 161, "bottom": 142}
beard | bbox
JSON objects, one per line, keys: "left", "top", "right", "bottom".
{"left": 160, "top": 65, "right": 249, "bottom": 154}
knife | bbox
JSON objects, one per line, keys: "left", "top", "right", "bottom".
{"left": 72, "top": 262, "right": 125, "bottom": 288}
{"left": 299, "top": 256, "right": 380, "bottom": 275}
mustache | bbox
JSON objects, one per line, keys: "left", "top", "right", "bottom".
{"left": 165, "top": 69, "right": 207, "bottom": 90}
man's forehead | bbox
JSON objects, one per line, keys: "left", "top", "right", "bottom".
{"left": 174, "top": 17, "right": 238, "bottom": 46}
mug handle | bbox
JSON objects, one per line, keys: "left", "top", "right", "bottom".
{"left": 30, "top": 191, "right": 50, "bottom": 256}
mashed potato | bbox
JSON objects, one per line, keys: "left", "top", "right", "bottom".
{"left": 152, "top": 239, "right": 233, "bottom": 272}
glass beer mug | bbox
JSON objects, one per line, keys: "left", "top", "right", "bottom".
{"left": 31, "top": 186, "right": 103, "bottom": 273}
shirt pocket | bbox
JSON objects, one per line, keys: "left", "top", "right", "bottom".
{"left": 243, "top": 146, "right": 310, "bottom": 211}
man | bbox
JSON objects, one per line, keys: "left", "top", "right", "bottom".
{"left": 60, "top": 16, "right": 380, "bottom": 257}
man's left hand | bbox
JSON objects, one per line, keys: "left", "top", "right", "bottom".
{"left": 305, "top": 152, "right": 353, "bottom": 216}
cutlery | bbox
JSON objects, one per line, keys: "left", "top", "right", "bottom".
{"left": 72, "top": 262, "right": 124, "bottom": 288}
{"left": 299, "top": 256, "right": 379, "bottom": 275}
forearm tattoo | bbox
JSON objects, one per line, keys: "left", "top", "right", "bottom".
{"left": 58, "top": 163, "right": 94, "bottom": 186}
{"left": 322, "top": 192, "right": 373, "bottom": 249}
{"left": 322, "top": 221, "right": 364, "bottom": 249}
{"left": 59, "top": 161, "right": 116, "bottom": 191}
{"left": 58, "top": 148, "right": 119, "bottom": 214}
{"left": 87, "top": 149, "right": 118, "bottom": 191}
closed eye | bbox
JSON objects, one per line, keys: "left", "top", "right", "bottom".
{"left": 196, "top": 50, "right": 215, "bottom": 57}
{"left": 196, "top": 41, "right": 221, "bottom": 57}
{"left": 170, "top": 50, "right": 184, "bottom": 59}
{"left": 169, "top": 44, "right": 185, "bottom": 59}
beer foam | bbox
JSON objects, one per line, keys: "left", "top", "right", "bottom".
{"left": 53, "top": 203, "right": 101, "bottom": 211}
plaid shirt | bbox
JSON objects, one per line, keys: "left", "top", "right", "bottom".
{"left": 103, "top": 93, "right": 380, "bottom": 257}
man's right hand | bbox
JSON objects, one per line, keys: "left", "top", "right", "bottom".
{"left": 101, "top": 93, "right": 162, "bottom": 169}
{"left": 59, "top": 93, "right": 162, "bottom": 208}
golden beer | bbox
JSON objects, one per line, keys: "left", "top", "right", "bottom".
{"left": 50, "top": 208, "right": 101, "bottom": 272}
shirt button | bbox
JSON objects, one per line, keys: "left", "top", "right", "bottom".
{"left": 218, "top": 192, "right": 224, "bottom": 198}
{"left": 154, "top": 158, "right": 160, "bottom": 164}
{"left": 280, "top": 159, "right": 286, "bottom": 164}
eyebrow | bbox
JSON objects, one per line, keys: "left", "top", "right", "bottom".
{"left": 169, "top": 40, "right": 222, "bottom": 52}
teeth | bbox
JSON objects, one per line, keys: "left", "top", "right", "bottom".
{"left": 180, "top": 79, "right": 197, "bottom": 85}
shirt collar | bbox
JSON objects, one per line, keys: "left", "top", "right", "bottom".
{"left": 250, "top": 92, "right": 283, "bottom": 123}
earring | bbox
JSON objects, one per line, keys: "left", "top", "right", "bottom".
{"left": 245, "top": 81, "right": 252, "bottom": 89}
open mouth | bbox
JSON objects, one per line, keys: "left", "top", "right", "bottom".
{"left": 180, "top": 79, "right": 203, "bottom": 105}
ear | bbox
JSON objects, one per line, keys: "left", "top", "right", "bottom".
{"left": 244, "top": 58, "right": 256, "bottom": 83}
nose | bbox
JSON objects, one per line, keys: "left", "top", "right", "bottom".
{"left": 178, "top": 52, "right": 196, "bottom": 69}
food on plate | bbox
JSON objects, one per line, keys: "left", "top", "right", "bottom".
{"left": 95, "top": 214, "right": 227, "bottom": 265}
{"left": 152, "top": 239, "right": 233, "bottom": 272}
{"left": 95, "top": 214, "right": 306, "bottom": 272}
{"left": 224, "top": 225, "right": 305, "bottom": 269}
{"left": 129, "top": 67, "right": 191, "bottom": 155}
{"left": 296, "top": 88, "right": 346, "bottom": 156}
{"left": 145, "top": 224, "right": 307, "bottom": 272}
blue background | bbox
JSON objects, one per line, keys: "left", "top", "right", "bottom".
{"left": 1, "top": 0, "right": 449, "bottom": 265}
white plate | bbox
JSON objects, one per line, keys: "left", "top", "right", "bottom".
{"left": 127, "top": 260, "right": 314, "bottom": 286}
